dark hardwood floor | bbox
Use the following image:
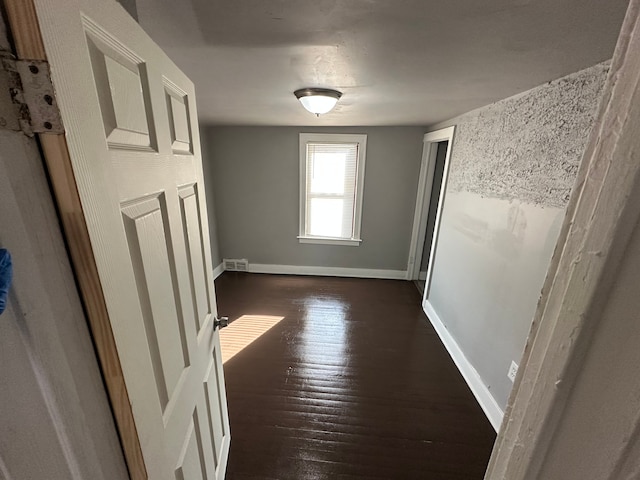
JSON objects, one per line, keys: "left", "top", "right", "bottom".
{"left": 215, "top": 272, "right": 495, "bottom": 480}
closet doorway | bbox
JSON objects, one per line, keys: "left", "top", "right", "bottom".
{"left": 407, "top": 127, "right": 455, "bottom": 298}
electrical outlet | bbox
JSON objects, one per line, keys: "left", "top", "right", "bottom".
{"left": 507, "top": 361, "right": 519, "bottom": 382}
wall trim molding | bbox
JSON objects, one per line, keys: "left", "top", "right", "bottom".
{"left": 423, "top": 300, "right": 504, "bottom": 431}
{"left": 212, "top": 262, "right": 224, "bottom": 280}
{"left": 249, "top": 263, "right": 407, "bottom": 280}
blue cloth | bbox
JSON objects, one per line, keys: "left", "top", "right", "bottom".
{"left": 0, "top": 249, "right": 12, "bottom": 315}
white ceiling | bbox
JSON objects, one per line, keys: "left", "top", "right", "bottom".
{"left": 136, "top": 0, "right": 629, "bottom": 126}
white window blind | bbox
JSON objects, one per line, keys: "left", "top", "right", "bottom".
{"left": 299, "top": 133, "right": 366, "bottom": 245}
{"left": 298, "top": 133, "right": 367, "bottom": 247}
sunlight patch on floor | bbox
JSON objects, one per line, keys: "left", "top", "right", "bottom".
{"left": 219, "top": 315, "right": 284, "bottom": 363}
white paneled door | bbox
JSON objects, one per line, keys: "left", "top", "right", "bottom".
{"left": 32, "top": 0, "right": 230, "bottom": 478}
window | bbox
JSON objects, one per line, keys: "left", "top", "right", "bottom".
{"left": 298, "top": 133, "right": 367, "bottom": 246}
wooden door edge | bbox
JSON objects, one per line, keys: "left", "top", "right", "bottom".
{"left": 3, "top": 2, "right": 147, "bottom": 479}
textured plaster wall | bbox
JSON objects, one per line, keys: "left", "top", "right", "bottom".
{"left": 447, "top": 62, "right": 610, "bottom": 208}
{"left": 427, "top": 62, "right": 609, "bottom": 411}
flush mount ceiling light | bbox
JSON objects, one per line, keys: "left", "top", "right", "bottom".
{"left": 294, "top": 88, "right": 342, "bottom": 116}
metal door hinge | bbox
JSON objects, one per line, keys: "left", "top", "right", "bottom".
{"left": 0, "top": 55, "right": 64, "bottom": 135}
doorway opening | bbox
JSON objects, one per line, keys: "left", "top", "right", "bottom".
{"left": 415, "top": 140, "right": 448, "bottom": 295}
{"left": 406, "top": 127, "right": 455, "bottom": 300}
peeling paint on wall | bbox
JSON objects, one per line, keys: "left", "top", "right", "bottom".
{"left": 446, "top": 62, "right": 609, "bottom": 208}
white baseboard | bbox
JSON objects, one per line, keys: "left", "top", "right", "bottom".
{"left": 423, "top": 300, "right": 504, "bottom": 432}
{"left": 248, "top": 263, "right": 407, "bottom": 280}
{"left": 212, "top": 262, "right": 224, "bottom": 280}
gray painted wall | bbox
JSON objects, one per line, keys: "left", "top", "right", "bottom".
{"left": 116, "top": 0, "right": 138, "bottom": 20}
{"left": 203, "top": 127, "right": 425, "bottom": 271}
{"left": 427, "top": 62, "right": 609, "bottom": 409}
{"left": 200, "top": 131, "right": 223, "bottom": 268}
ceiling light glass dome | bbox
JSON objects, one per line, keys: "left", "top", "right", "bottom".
{"left": 294, "top": 88, "right": 342, "bottom": 116}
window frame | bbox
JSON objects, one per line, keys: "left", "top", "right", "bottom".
{"left": 298, "top": 133, "right": 367, "bottom": 246}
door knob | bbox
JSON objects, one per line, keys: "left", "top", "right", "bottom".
{"left": 214, "top": 316, "right": 229, "bottom": 330}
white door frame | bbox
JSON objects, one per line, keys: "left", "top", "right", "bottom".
{"left": 486, "top": 0, "right": 640, "bottom": 477}
{"left": 0, "top": 115, "right": 129, "bottom": 480}
{"left": 3, "top": 2, "right": 144, "bottom": 475}
{"left": 5, "top": 1, "right": 231, "bottom": 478}
{"left": 406, "top": 126, "right": 455, "bottom": 286}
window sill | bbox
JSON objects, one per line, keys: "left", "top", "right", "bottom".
{"left": 297, "top": 236, "right": 362, "bottom": 246}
